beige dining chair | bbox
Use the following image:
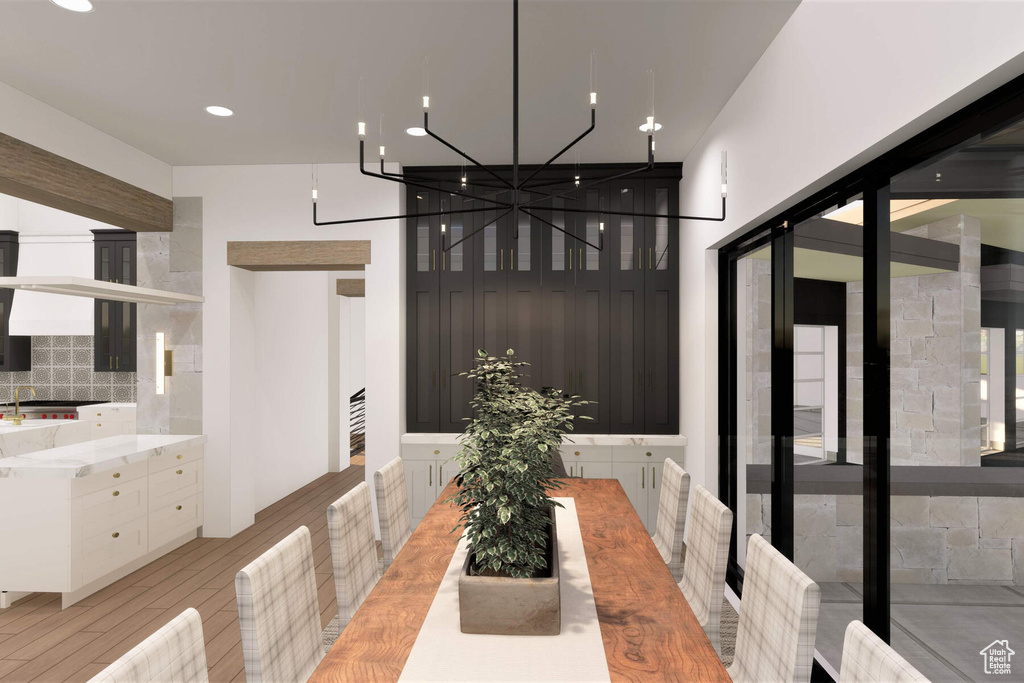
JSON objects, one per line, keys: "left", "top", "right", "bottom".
{"left": 327, "top": 481, "right": 382, "bottom": 630}
{"left": 375, "top": 457, "right": 413, "bottom": 569}
{"left": 652, "top": 458, "right": 690, "bottom": 581}
{"left": 88, "top": 608, "right": 209, "bottom": 683}
{"left": 235, "top": 526, "right": 325, "bottom": 683}
{"left": 839, "top": 620, "right": 929, "bottom": 683}
{"left": 677, "top": 484, "right": 733, "bottom": 655}
{"left": 728, "top": 533, "right": 820, "bottom": 683}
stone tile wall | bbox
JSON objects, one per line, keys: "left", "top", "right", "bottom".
{"left": 0, "top": 335, "right": 136, "bottom": 403}
{"left": 136, "top": 197, "right": 202, "bottom": 435}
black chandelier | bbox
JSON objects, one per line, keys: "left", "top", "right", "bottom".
{"left": 312, "top": 0, "right": 728, "bottom": 252}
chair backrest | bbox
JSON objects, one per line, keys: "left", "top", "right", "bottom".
{"left": 88, "top": 608, "right": 208, "bottom": 683}
{"left": 327, "top": 481, "right": 381, "bottom": 629}
{"left": 677, "top": 484, "right": 733, "bottom": 655}
{"left": 235, "top": 526, "right": 324, "bottom": 683}
{"left": 840, "top": 620, "right": 929, "bottom": 683}
{"left": 728, "top": 533, "right": 820, "bottom": 683}
{"left": 375, "top": 457, "right": 413, "bottom": 569}
{"left": 652, "top": 458, "right": 690, "bottom": 581}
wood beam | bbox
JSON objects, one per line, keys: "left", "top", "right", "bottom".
{"left": 336, "top": 279, "right": 366, "bottom": 297}
{"left": 226, "top": 240, "right": 371, "bottom": 271}
{"left": 0, "top": 132, "right": 172, "bottom": 232}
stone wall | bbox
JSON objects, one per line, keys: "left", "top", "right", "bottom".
{"left": 136, "top": 197, "right": 203, "bottom": 435}
{"left": 742, "top": 257, "right": 773, "bottom": 548}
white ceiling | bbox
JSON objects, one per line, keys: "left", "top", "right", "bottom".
{"left": 0, "top": 0, "right": 798, "bottom": 167}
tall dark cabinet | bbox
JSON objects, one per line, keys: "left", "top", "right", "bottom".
{"left": 92, "top": 230, "right": 137, "bottom": 372}
{"left": 406, "top": 163, "right": 681, "bottom": 434}
{"left": 0, "top": 231, "right": 31, "bottom": 371}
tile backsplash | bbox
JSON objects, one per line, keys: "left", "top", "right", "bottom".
{"left": 0, "top": 335, "right": 136, "bottom": 403}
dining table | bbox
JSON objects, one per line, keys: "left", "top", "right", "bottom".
{"left": 309, "top": 477, "right": 732, "bottom": 682}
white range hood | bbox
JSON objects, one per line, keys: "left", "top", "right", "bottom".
{"left": 0, "top": 276, "right": 204, "bottom": 306}
{"left": 7, "top": 234, "right": 95, "bottom": 336}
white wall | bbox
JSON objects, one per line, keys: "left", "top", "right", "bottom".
{"left": 335, "top": 281, "right": 367, "bottom": 472}
{"left": 253, "top": 270, "right": 331, "bottom": 511}
{"left": 173, "top": 163, "right": 402, "bottom": 537}
{"left": 0, "top": 81, "right": 171, "bottom": 199}
{"left": 678, "top": 0, "right": 1024, "bottom": 495}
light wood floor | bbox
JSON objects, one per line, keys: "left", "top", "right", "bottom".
{"left": 0, "top": 466, "right": 365, "bottom": 682}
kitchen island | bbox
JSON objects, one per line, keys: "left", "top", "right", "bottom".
{"left": 0, "top": 434, "right": 205, "bottom": 608}
{"left": 0, "top": 418, "right": 91, "bottom": 458}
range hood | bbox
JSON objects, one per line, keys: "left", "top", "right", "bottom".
{"left": 0, "top": 277, "right": 204, "bottom": 306}
{"left": 7, "top": 234, "right": 95, "bottom": 336}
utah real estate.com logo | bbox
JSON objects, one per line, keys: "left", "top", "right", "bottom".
{"left": 980, "top": 640, "right": 1015, "bottom": 675}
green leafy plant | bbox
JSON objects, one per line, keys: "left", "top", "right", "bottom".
{"left": 450, "top": 349, "right": 590, "bottom": 579}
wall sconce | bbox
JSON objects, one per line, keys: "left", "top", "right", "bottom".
{"left": 156, "top": 332, "right": 173, "bottom": 394}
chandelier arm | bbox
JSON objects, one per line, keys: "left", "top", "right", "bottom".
{"left": 313, "top": 202, "right": 498, "bottom": 226}
{"left": 546, "top": 197, "right": 727, "bottom": 222}
{"left": 377, "top": 162, "right": 511, "bottom": 192}
{"left": 520, "top": 135, "right": 654, "bottom": 209}
{"left": 520, "top": 208, "right": 602, "bottom": 251}
{"left": 361, "top": 141, "right": 511, "bottom": 207}
{"left": 444, "top": 209, "right": 513, "bottom": 252}
{"left": 517, "top": 108, "right": 596, "bottom": 190}
{"left": 424, "top": 112, "right": 516, "bottom": 192}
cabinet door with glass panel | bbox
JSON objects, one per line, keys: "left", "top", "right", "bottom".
{"left": 92, "top": 230, "right": 137, "bottom": 372}
{"left": 407, "top": 191, "right": 442, "bottom": 432}
{"left": 439, "top": 192, "right": 476, "bottom": 431}
{"left": 609, "top": 180, "right": 646, "bottom": 432}
{"left": 642, "top": 180, "right": 679, "bottom": 433}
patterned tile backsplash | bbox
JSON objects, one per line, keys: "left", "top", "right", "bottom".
{"left": 0, "top": 336, "right": 137, "bottom": 403}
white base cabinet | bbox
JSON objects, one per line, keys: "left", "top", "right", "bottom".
{"left": 400, "top": 435, "right": 686, "bottom": 535}
{"left": 78, "top": 403, "right": 137, "bottom": 441}
{"left": 0, "top": 445, "right": 202, "bottom": 608}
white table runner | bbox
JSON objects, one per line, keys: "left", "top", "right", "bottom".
{"left": 398, "top": 498, "right": 612, "bottom": 683}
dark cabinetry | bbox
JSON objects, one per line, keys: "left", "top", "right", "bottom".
{"left": 0, "top": 231, "right": 31, "bottom": 371}
{"left": 92, "top": 230, "right": 136, "bottom": 372}
{"left": 406, "top": 164, "right": 680, "bottom": 434}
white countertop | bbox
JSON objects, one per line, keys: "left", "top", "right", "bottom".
{"left": 401, "top": 433, "right": 687, "bottom": 447}
{"left": 90, "top": 402, "right": 137, "bottom": 409}
{"left": 0, "top": 420, "right": 91, "bottom": 459}
{"left": 0, "top": 434, "right": 206, "bottom": 479}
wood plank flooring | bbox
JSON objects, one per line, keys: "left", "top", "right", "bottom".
{"left": 0, "top": 466, "right": 365, "bottom": 683}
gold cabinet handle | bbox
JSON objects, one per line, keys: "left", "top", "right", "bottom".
{"left": 112, "top": 472, "right": 120, "bottom": 479}
{"left": 112, "top": 532, "right": 120, "bottom": 538}
{"left": 176, "top": 505, "right": 182, "bottom": 511}
{"left": 176, "top": 454, "right": 183, "bottom": 460}
{"left": 579, "top": 247, "right": 583, "bottom": 270}
{"left": 642, "top": 467, "right": 645, "bottom": 489}
{"left": 97, "top": 413, "right": 102, "bottom": 417}
{"left": 112, "top": 490, "right": 120, "bottom": 497}
{"left": 433, "top": 249, "right": 436, "bottom": 271}
{"left": 429, "top": 464, "right": 432, "bottom": 487}
{"left": 116, "top": 356, "right": 119, "bottom": 370}
{"left": 639, "top": 247, "right": 642, "bottom": 270}
{"left": 580, "top": 466, "right": 584, "bottom": 478}
{"left": 574, "top": 451, "right": 580, "bottom": 456}
{"left": 433, "top": 449, "right": 440, "bottom": 455}
{"left": 646, "top": 451, "right": 652, "bottom": 457}
{"left": 176, "top": 469, "right": 183, "bottom": 475}
{"left": 440, "top": 465, "right": 444, "bottom": 482}
{"left": 569, "top": 248, "right": 572, "bottom": 270}
{"left": 442, "top": 251, "right": 446, "bottom": 271}
{"left": 652, "top": 465, "right": 656, "bottom": 488}
{"left": 501, "top": 248, "right": 504, "bottom": 271}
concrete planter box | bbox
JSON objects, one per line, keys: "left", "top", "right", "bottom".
{"left": 458, "top": 509, "right": 561, "bottom": 636}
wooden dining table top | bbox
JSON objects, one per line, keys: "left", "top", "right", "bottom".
{"left": 310, "top": 477, "right": 732, "bottom": 682}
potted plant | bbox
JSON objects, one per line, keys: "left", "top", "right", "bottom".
{"left": 451, "top": 349, "right": 589, "bottom": 636}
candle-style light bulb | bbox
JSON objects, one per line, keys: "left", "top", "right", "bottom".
{"left": 575, "top": 151, "right": 580, "bottom": 187}
{"left": 379, "top": 114, "right": 385, "bottom": 158}
{"left": 589, "top": 52, "right": 597, "bottom": 108}
{"left": 422, "top": 57, "right": 430, "bottom": 110}
{"left": 311, "top": 165, "right": 318, "bottom": 202}
{"left": 721, "top": 150, "right": 729, "bottom": 198}
{"left": 357, "top": 76, "right": 366, "bottom": 138}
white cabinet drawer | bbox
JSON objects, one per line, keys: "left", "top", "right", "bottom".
{"left": 82, "top": 515, "right": 147, "bottom": 585}
{"left": 78, "top": 406, "right": 136, "bottom": 421}
{"left": 611, "top": 445, "right": 683, "bottom": 464}
{"left": 151, "top": 480, "right": 200, "bottom": 513}
{"left": 80, "top": 477, "right": 148, "bottom": 537}
{"left": 560, "top": 445, "right": 612, "bottom": 464}
{"left": 89, "top": 422, "right": 123, "bottom": 441}
{"left": 565, "top": 461, "right": 613, "bottom": 479}
{"left": 149, "top": 446, "right": 202, "bottom": 474}
{"left": 403, "top": 444, "right": 459, "bottom": 461}
{"left": 150, "top": 459, "right": 202, "bottom": 500}
{"left": 149, "top": 492, "right": 201, "bottom": 550}
{"left": 71, "top": 459, "right": 148, "bottom": 498}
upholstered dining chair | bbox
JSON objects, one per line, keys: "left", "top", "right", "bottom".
{"left": 677, "top": 484, "right": 733, "bottom": 656}
{"left": 652, "top": 458, "right": 690, "bottom": 581}
{"left": 235, "top": 526, "right": 324, "bottom": 683}
{"left": 375, "top": 456, "right": 413, "bottom": 570}
{"left": 839, "top": 620, "right": 929, "bottom": 683}
{"left": 728, "top": 533, "right": 821, "bottom": 683}
{"left": 327, "top": 481, "right": 382, "bottom": 630}
{"left": 88, "top": 608, "right": 208, "bottom": 683}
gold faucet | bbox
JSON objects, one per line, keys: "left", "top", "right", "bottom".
{"left": 4, "top": 386, "right": 36, "bottom": 426}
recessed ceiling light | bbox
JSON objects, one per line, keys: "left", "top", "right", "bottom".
{"left": 50, "top": 0, "right": 93, "bottom": 12}
{"left": 406, "top": 127, "right": 427, "bottom": 137}
{"left": 205, "top": 106, "right": 234, "bottom": 117}
{"left": 639, "top": 122, "right": 663, "bottom": 133}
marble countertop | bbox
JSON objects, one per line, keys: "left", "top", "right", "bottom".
{"left": 90, "top": 402, "right": 137, "bottom": 409}
{"left": 401, "top": 433, "right": 687, "bottom": 447}
{"left": 0, "top": 419, "right": 91, "bottom": 459}
{"left": 0, "top": 434, "right": 206, "bottom": 479}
